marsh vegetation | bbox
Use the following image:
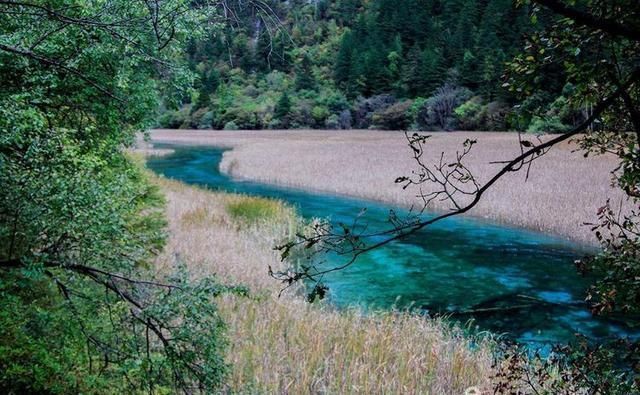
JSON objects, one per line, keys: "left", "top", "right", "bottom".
{"left": 152, "top": 129, "right": 624, "bottom": 245}
{"left": 151, "top": 173, "right": 495, "bottom": 393}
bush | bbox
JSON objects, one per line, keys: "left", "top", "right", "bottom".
{"left": 325, "top": 114, "right": 340, "bottom": 129}
{"left": 311, "top": 105, "right": 330, "bottom": 127}
{"left": 157, "top": 111, "right": 176, "bottom": 128}
{"left": 454, "top": 96, "right": 485, "bottom": 130}
{"left": 221, "top": 107, "right": 262, "bottom": 129}
{"left": 454, "top": 98, "right": 510, "bottom": 131}
{"left": 371, "top": 100, "right": 413, "bottom": 130}
{"left": 508, "top": 91, "right": 577, "bottom": 133}
{"left": 289, "top": 99, "right": 314, "bottom": 128}
{"left": 353, "top": 94, "right": 397, "bottom": 128}
{"left": 511, "top": 91, "right": 556, "bottom": 130}
{"left": 485, "top": 101, "right": 510, "bottom": 131}
{"left": 407, "top": 97, "right": 426, "bottom": 130}
{"left": 198, "top": 111, "right": 214, "bottom": 129}
{"left": 338, "top": 109, "right": 353, "bottom": 129}
{"left": 527, "top": 116, "right": 570, "bottom": 134}
{"left": 157, "top": 108, "right": 189, "bottom": 129}
{"left": 0, "top": 110, "right": 231, "bottom": 392}
{"left": 416, "top": 84, "right": 471, "bottom": 130}
{"left": 319, "top": 89, "right": 350, "bottom": 112}
{"left": 274, "top": 92, "right": 292, "bottom": 123}
{"left": 267, "top": 119, "right": 281, "bottom": 129}
{"left": 551, "top": 95, "right": 584, "bottom": 126}
{"left": 189, "top": 107, "right": 210, "bottom": 129}
{"left": 223, "top": 121, "right": 239, "bottom": 130}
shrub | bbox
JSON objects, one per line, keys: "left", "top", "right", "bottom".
{"left": 407, "top": 97, "right": 427, "bottom": 130}
{"left": 157, "top": 107, "right": 189, "bottom": 129}
{"left": 223, "top": 121, "right": 239, "bottom": 130}
{"left": 551, "top": 95, "right": 584, "bottom": 126}
{"left": 485, "top": 101, "right": 510, "bottom": 131}
{"left": 189, "top": 107, "right": 210, "bottom": 129}
{"left": 222, "top": 107, "right": 262, "bottom": 129}
{"left": 319, "top": 89, "right": 350, "bottom": 112}
{"left": 325, "top": 114, "right": 340, "bottom": 129}
{"left": 338, "top": 109, "right": 352, "bottom": 129}
{"left": 157, "top": 110, "right": 177, "bottom": 128}
{"left": 511, "top": 91, "right": 556, "bottom": 130}
{"left": 416, "top": 84, "right": 471, "bottom": 130}
{"left": 289, "top": 99, "right": 314, "bottom": 128}
{"left": 243, "top": 84, "right": 260, "bottom": 98}
{"left": 0, "top": 112, "right": 231, "bottom": 392}
{"left": 274, "top": 92, "right": 292, "bottom": 121}
{"left": 526, "top": 116, "right": 570, "bottom": 134}
{"left": 264, "top": 71, "right": 289, "bottom": 90}
{"left": 198, "top": 111, "right": 214, "bottom": 129}
{"left": 371, "top": 100, "right": 413, "bottom": 130}
{"left": 454, "top": 96, "right": 485, "bottom": 130}
{"left": 353, "top": 94, "right": 397, "bottom": 128}
{"left": 312, "top": 106, "right": 330, "bottom": 127}
{"left": 454, "top": 98, "right": 510, "bottom": 131}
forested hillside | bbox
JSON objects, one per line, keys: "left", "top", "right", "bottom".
{"left": 158, "top": 0, "right": 582, "bottom": 132}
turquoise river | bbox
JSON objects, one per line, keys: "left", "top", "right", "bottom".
{"left": 147, "top": 144, "right": 638, "bottom": 348}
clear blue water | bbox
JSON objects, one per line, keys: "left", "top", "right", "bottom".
{"left": 147, "top": 144, "right": 638, "bottom": 347}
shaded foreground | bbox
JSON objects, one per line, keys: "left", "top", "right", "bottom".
{"left": 151, "top": 129, "right": 626, "bottom": 245}
{"left": 150, "top": 174, "right": 494, "bottom": 393}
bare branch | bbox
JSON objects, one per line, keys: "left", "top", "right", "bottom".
{"left": 274, "top": 68, "right": 640, "bottom": 286}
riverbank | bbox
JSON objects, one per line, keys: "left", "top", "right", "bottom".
{"left": 148, "top": 171, "right": 494, "bottom": 393}
{"left": 150, "top": 129, "right": 625, "bottom": 245}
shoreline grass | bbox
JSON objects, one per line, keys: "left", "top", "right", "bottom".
{"left": 226, "top": 196, "right": 288, "bottom": 223}
{"left": 149, "top": 129, "right": 628, "bottom": 246}
{"left": 148, "top": 171, "right": 495, "bottom": 393}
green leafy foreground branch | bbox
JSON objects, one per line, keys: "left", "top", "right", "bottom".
{"left": 0, "top": 0, "right": 252, "bottom": 392}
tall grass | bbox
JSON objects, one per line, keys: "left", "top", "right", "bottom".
{"left": 151, "top": 129, "right": 628, "bottom": 245}
{"left": 150, "top": 174, "right": 495, "bottom": 393}
{"left": 226, "top": 196, "right": 286, "bottom": 223}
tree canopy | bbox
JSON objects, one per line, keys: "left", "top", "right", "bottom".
{"left": 160, "top": 0, "right": 573, "bottom": 132}
{"left": 0, "top": 1, "right": 248, "bottom": 392}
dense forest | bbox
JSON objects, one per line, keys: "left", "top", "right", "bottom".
{"left": 158, "top": 0, "right": 582, "bottom": 132}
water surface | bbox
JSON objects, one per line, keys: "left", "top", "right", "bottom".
{"left": 148, "top": 144, "right": 637, "bottom": 347}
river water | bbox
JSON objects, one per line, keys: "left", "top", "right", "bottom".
{"left": 147, "top": 144, "right": 637, "bottom": 347}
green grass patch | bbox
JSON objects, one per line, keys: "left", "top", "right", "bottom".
{"left": 226, "top": 196, "right": 285, "bottom": 223}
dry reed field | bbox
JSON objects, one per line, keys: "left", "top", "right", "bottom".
{"left": 150, "top": 129, "right": 627, "bottom": 245}
{"left": 150, "top": 173, "right": 495, "bottom": 394}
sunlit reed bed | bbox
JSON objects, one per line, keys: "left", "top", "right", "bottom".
{"left": 150, "top": 129, "right": 626, "bottom": 245}
{"left": 151, "top": 174, "right": 495, "bottom": 393}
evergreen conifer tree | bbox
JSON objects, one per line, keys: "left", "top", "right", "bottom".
{"left": 450, "top": 0, "right": 479, "bottom": 66}
{"left": 402, "top": 44, "right": 424, "bottom": 97}
{"left": 335, "top": 30, "right": 354, "bottom": 89}
{"left": 194, "top": 69, "right": 220, "bottom": 110}
{"left": 274, "top": 91, "right": 292, "bottom": 121}
{"left": 387, "top": 35, "right": 404, "bottom": 94}
{"left": 420, "top": 47, "right": 446, "bottom": 95}
{"left": 295, "top": 54, "right": 316, "bottom": 91}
